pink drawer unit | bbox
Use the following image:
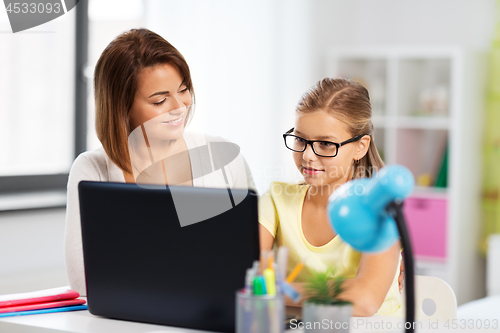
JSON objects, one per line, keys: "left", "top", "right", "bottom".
{"left": 402, "top": 196, "right": 447, "bottom": 260}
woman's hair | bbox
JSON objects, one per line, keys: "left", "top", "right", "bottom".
{"left": 94, "top": 28, "right": 194, "bottom": 173}
{"left": 296, "top": 78, "right": 384, "bottom": 179}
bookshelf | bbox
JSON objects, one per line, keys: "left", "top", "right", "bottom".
{"left": 326, "top": 46, "right": 486, "bottom": 305}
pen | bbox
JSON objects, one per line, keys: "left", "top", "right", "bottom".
{"left": 276, "top": 246, "right": 288, "bottom": 293}
{"left": 286, "top": 262, "right": 304, "bottom": 283}
{"left": 277, "top": 247, "right": 288, "bottom": 279}
{"left": 272, "top": 262, "right": 280, "bottom": 293}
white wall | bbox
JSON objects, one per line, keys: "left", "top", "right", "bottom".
{"left": 145, "top": 0, "right": 317, "bottom": 194}
{"left": 145, "top": 0, "right": 496, "bottom": 195}
{"left": 0, "top": 209, "right": 68, "bottom": 294}
{"left": 309, "top": 0, "right": 495, "bottom": 48}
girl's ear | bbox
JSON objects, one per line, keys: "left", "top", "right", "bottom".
{"left": 353, "top": 135, "right": 371, "bottom": 161}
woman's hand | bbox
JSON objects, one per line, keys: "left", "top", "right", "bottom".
{"left": 398, "top": 258, "right": 405, "bottom": 293}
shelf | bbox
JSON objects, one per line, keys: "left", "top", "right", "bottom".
{"left": 371, "top": 115, "right": 387, "bottom": 128}
{"left": 397, "top": 58, "right": 451, "bottom": 118}
{"left": 329, "top": 58, "right": 387, "bottom": 116}
{"left": 396, "top": 128, "right": 447, "bottom": 180}
{"left": 411, "top": 186, "right": 448, "bottom": 199}
{"left": 372, "top": 116, "right": 450, "bottom": 130}
{"left": 327, "top": 45, "right": 485, "bottom": 305}
{"left": 396, "top": 116, "right": 450, "bottom": 130}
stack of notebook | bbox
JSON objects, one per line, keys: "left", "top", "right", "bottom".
{"left": 0, "top": 287, "right": 87, "bottom": 317}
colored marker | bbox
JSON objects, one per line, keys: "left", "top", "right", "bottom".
{"left": 252, "top": 260, "right": 260, "bottom": 276}
{"left": 253, "top": 276, "right": 267, "bottom": 295}
{"left": 245, "top": 268, "right": 254, "bottom": 294}
{"left": 263, "top": 268, "right": 276, "bottom": 295}
{"left": 286, "top": 262, "right": 304, "bottom": 283}
{"left": 267, "top": 254, "right": 274, "bottom": 270}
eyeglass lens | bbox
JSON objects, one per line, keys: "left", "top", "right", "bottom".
{"left": 285, "top": 136, "right": 338, "bottom": 157}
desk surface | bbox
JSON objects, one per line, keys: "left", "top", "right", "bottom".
{"left": 0, "top": 309, "right": 497, "bottom": 333}
{"left": 0, "top": 310, "right": 207, "bottom": 333}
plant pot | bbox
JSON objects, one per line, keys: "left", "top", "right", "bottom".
{"left": 302, "top": 302, "right": 352, "bottom": 333}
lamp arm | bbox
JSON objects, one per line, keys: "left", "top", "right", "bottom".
{"left": 386, "top": 200, "right": 415, "bottom": 333}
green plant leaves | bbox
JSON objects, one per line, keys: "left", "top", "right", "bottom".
{"left": 303, "top": 268, "right": 352, "bottom": 306}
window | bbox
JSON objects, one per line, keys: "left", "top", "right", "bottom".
{"left": 0, "top": 2, "right": 87, "bottom": 206}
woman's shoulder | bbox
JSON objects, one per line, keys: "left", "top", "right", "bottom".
{"left": 72, "top": 147, "right": 107, "bottom": 167}
{"left": 69, "top": 147, "right": 110, "bottom": 180}
{"left": 183, "top": 130, "right": 229, "bottom": 147}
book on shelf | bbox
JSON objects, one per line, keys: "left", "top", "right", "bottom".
{"left": 435, "top": 143, "right": 448, "bottom": 188}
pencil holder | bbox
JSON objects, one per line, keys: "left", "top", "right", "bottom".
{"left": 236, "top": 291, "right": 284, "bottom": 333}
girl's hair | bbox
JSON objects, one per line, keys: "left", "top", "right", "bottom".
{"left": 94, "top": 28, "right": 195, "bottom": 173}
{"left": 296, "top": 78, "right": 384, "bottom": 179}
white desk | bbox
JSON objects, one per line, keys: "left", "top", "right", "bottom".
{"left": 0, "top": 310, "right": 210, "bottom": 333}
{"left": 1, "top": 309, "right": 497, "bottom": 333}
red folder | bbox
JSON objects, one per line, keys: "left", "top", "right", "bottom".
{"left": 0, "top": 299, "right": 86, "bottom": 313}
{"left": 0, "top": 287, "right": 80, "bottom": 308}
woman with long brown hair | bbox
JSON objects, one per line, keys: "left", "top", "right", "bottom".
{"left": 65, "top": 28, "right": 254, "bottom": 295}
{"left": 259, "top": 78, "right": 404, "bottom": 317}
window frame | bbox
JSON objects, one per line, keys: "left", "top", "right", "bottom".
{"left": 0, "top": 1, "right": 88, "bottom": 206}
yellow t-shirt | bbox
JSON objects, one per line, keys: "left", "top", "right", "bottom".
{"left": 258, "top": 181, "right": 404, "bottom": 317}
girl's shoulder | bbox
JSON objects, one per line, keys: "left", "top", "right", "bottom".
{"left": 259, "top": 182, "right": 309, "bottom": 218}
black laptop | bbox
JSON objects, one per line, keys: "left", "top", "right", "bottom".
{"left": 78, "top": 181, "right": 260, "bottom": 332}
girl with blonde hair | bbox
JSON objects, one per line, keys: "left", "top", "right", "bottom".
{"left": 259, "top": 78, "right": 404, "bottom": 317}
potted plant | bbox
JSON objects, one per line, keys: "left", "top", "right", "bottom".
{"left": 302, "top": 269, "right": 352, "bottom": 333}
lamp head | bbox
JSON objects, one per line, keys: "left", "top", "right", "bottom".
{"left": 327, "top": 165, "right": 414, "bottom": 252}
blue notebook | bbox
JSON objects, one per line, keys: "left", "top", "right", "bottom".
{"left": 0, "top": 304, "right": 87, "bottom": 318}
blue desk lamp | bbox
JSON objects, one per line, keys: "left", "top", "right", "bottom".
{"left": 328, "top": 165, "right": 415, "bottom": 332}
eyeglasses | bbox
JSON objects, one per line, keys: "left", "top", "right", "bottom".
{"left": 283, "top": 128, "right": 365, "bottom": 157}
